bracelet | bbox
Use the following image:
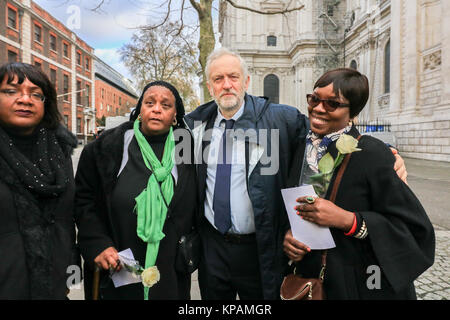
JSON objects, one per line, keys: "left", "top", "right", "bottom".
{"left": 354, "top": 220, "right": 368, "bottom": 239}
{"left": 344, "top": 213, "right": 357, "bottom": 236}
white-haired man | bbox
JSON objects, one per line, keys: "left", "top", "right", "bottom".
{"left": 184, "top": 48, "right": 308, "bottom": 299}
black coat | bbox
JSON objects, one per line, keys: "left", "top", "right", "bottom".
{"left": 0, "top": 126, "right": 78, "bottom": 299}
{"left": 75, "top": 122, "right": 198, "bottom": 299}
{"left": 184, "top": 94, "right": 308, "bottom": 299}
{"left": 287, "top": 127, "right": 435, "bottom": 299}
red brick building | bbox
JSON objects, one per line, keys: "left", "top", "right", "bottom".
{"left": 0, "top": 0, "right": 95, "bottom": 141}
{"left": 94, "top": 58, "right": 138, "bottom": 124}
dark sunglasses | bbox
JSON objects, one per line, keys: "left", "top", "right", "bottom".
{"left": 306, "top": 94, "right": 350, "bottom": 112}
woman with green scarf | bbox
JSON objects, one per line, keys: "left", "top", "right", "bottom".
{"left": 75, "top": 81, "right": 198, "bottom": 300}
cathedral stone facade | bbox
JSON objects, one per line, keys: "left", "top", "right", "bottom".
{"left": 220, "top": 0, "right": 450, "bottom": 162}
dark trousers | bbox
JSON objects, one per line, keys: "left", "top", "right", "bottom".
{"left": 198, "top": 220, "right": 263, "bottom": 300}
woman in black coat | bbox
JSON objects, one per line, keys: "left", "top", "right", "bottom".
{"left": 0, "top": 62, "right": 78, "bottom": 299}
{"left": 283, "top": 68, "right": 435, "bottom": 299}
{"left": 75, "top": 81, "right": 198, "bottom": 300}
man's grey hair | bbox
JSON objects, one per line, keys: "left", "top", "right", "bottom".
{"left": 205, "top": 47, "right": 249, "bottom": 83}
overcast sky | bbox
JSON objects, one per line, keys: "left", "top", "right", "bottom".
{"left": 34, "top": 1, "right": 208, "bottom": 81}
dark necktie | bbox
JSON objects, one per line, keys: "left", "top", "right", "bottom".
{"left": 213, "top": 119, "right": 235, "bottom": 234}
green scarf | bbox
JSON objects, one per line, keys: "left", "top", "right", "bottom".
{"left": 133, "top": 119, "right": 175, "bottom": 300}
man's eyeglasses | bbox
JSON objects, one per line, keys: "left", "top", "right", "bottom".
{"left": 306, "top": 94, "right": 349, "bottom": 112}
{"left": 0, "top": 89, "right": 45, "bottom": 103}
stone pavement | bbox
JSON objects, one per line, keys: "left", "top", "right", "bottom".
{"left": 70, "top": 146, "right": 449, "bottom": 300}
{"left": 414, "top": 226, "right": 449, "bottom": 300}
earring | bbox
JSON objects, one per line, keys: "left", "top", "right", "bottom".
{"left": 138, "top": 114, "right": 142, "bottom": 121}
{"left": 172, "top": 117, "right": 178, "bottom": 126}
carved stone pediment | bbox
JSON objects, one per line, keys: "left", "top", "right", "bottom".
{"left": 378, "top": 93, "right": 390, "bottom": 109}
{"left": 423, "top": 49, "right": 441, "bottom": 71}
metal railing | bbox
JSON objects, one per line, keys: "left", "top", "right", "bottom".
{"left": 355, "top": 119, "right": 391, "bottom": 133}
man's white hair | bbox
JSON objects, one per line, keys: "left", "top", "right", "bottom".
{"left": 205, "top": 47, "right": 249, "bottom": 82}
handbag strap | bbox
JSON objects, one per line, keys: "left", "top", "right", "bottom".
{"left": 320, "top": 135, "right": 362, "bottom": 280}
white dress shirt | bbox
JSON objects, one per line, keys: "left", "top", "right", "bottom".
{"left": 204, "top": 102, "right": 255, "bottom": 234}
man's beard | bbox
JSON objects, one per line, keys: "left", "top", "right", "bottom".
{"left": 215, "top": 90, "right": 245, "bottom": 112}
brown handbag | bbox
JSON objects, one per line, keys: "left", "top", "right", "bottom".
{"left": 280, "top": 141, "right": 358, "bottom": 300}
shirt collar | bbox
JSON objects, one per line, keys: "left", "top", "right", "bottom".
{"left": 215, "top": 100, "right": 245, "bottom": 125}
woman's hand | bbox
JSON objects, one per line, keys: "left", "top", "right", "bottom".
{"left": 283, "top": 229, "right": 311, "bottom": 262}
{"left": 391, "top": 148, "right": 408, "bottom": 184}
{"left": 94, "top": 247, "right": 121, "bottom": 272}
{"left": 295, "top": 196, "right": 355, "bottom": 232}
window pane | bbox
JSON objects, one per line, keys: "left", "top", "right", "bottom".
{"left": 384, "top": 41, "right": 390, "bottom": 94}
{"left": 267, "top": 36, "right": 277, "bottom": 47}
{"left": 50, "top": 35, "right": 56, "bottom": 51}
{"left": 35, "top": 25, "right": 41, "bottom": 42}
{"left": 8, "top": 51, "right": 17, "bottom": 62}
{"left": 50, "top": 69, "right": 56, "bottom": 85}
{"left": 264, "top": 74, "right": 280, "bottom": 104}
{"left": 350, "top": 60, "right": 357, "bottom": 70}
{"left": 8, "top": 8, "right": 17, "bottom": 28}
{"left": 63, "top": 43, "right": 69, "bottom": 57}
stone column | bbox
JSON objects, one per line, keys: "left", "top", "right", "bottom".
{"left": 389, "top": 0, "right": 402, "bottom": 113}
{"left": 442, "top": 0, "right": 450, "bottom": 104}
{"left": 71, "top": 33, "right": 77, "bottom": 135}
{"left": 403, "top": 0, "right": 419, "bottom": 112}
{"left": 20, "top": 10, "right": 32, "bottom": 64}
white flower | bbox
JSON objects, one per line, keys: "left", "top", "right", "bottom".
{"left": 141, "top": 266, "right": 160, "bottom": 288}
{"left": 336, "top": 134, "right": 361, "bottom": 154}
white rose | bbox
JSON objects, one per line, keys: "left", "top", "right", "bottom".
{"left": 141, "top": 266, "right": 160, "bottom": 288}
{"left": 336, "top": 134, "right": 361, "bottom": 154}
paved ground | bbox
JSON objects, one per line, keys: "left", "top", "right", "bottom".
{"left": 69, "top": 147, "right": 449, "bottom": 300}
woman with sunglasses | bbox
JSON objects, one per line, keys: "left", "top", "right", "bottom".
{"left": 0, "top": 62, "right": 78, "bottom": 299}
{"left": 283, "top": 68, "right": 435, "bottom": 299}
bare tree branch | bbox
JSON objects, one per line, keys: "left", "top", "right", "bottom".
{"left": 225, "top": 0, "right": 304, "bottom": 15}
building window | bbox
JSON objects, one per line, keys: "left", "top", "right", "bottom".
{"left": 77, "top": 117, "right": 81, "bottom": 133}
{"left": 63, "top": 42, "right": 69, "bottom": 58}
{"left": 50, "top": 68, "right": 57, "bottom": 85}
{"left": 76, "top": 51, "right": 82, "bottom": 66}
{"left": 50, "top": 34, "right": 57, "bottom": 51}
{"left": 34, "top": 24, "right": 42, "bottom": 43}
{"left": 63, "top": 74, "right": 69, "bottom": 99}
{"left": 7, "top": 7, "right": 18, "bottom": 29}
{"left": 76, "top": 80, "right": 82, "bottom": 105}
{"left": 64, "top": 115, "right": 69, "bottom": 128}
{"left": 34, "top": 61, "right": 41, "bottom": 69}
{"left": 384, "top": 40, "right": 390, "bottom": 94}
{"left": 119, "top": 97, "right": 122, "bottom": 106}
{"left": 8, "top": 50, "right": 18, "bottom": 62}
{"left": 263, "top": 74, "right": 280, "bottom": 104}
{"left": 350, "top": 60, "right": 358, "bottom": 70}
{"left": 101, "top": 88, "right": 104, "bottom": 99}
{"left": 267, "top": 35, "right": 277, "bottom": 47}
{"left": 86, "top": 84, "right": 90, "bottom": 106}
{"left": 85, "top": 57, "right": 90, "bottom": 70}
{"left": 327, "top": 5, "right": 334, "bottom": 16}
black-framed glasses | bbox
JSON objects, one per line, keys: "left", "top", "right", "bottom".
{"left": 0, "top": 89, "right": 46, "bottom": 103}
{"left": 306, "top": 94, "right": 349, "bottom": 112}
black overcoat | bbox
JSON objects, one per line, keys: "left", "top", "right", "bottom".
{"left": 74, "top": 122, "right": 198, "bottom": 299}
{"left": 0, "top": 126, "right": 78, "bottom": 299}
{"left": 287, "top": 126, "right": 435, "bottom": 299}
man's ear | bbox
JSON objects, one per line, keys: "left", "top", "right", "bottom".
{"left": 206, "top": 82, "right": 213, "bottom": 97}
{"left": 244, "top": 75, "right": 250, "bottom": 91}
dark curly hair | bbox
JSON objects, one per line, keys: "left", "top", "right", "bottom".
{"left": 0, "top": 62, "right": 61, "bottom": 129}
{"left": 129, "top": 80, "right": 185, "bottom": 129}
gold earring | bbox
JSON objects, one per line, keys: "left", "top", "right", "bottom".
{"left": 172, "top": 117, "right": 178, "bottom": 126}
